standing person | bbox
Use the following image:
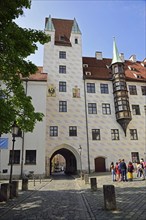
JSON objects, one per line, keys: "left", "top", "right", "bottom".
{"left": 127, "top": 161, "right": 134, "bottom": 181}
{"left": 120, "top": 159, "right": 128, "bottom": 182}
{"left": 140, "top": 158, "right": 145, "bottom": 179}
{"left": 137, "top": 161, "right": 143, "bottom": 178}
{"left": 115, "top": 162, "right": 121, "bottom": 181}
{"left": 110, "top": 162, "right": 116, "bottom": 182}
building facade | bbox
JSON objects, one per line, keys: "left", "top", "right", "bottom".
{"left": 0, "top": 16, "right": 145, "bottom": 178}
{"left": 0, "top": 68, "right": 47, "bottom": 179}
{"left": 44, "top": 16, "right": 146, "bottom": 176}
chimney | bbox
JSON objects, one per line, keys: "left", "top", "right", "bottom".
{"left": 119, "top": 53, "right": 125, "bottom": 62}
{"left": 95, "top": 51, "right": 103, "bottom": 60}
{"left": 129, "top": 55, "right": 136, "bottom": 62}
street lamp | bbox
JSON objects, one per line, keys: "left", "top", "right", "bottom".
{"left": 9, "top": 121, "right": 19, "bottom": 184}
{"left": 78, "top": 145, "right": 82, "bottom": 177}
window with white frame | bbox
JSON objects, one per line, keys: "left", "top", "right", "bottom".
{"left": 100, "top": 84, "right": 109, "bottom": 94}
{"left": 59, "top": 65, "right": 66, "bottom": 74}
{"left": 102, "top": 103, "right": 111, "bottom": 115}
{"left": 131, "top": 152, "right": 139, "bottom": 163}
{"left": 69, "top": 126, "right": 77, "bottom": 136}
{"left": 130, "top": 129, "right": 138, "bottom": 140}
{"left": 50, "top": 126, "right": 58, "bottom": 137}
{"left": 88, "top": 103, "right": 97, "bottom": 114}
{"left": 59, "top": 81, "right": 66, "bottom": 92}
{"left": 59, "top": 51, "right": 66, "bottom": 59}
{"left": 111, "top": 129, "right": 119, "bottom": 140}
{"left": 144, "top": 105, "right": 146, "bottom": 115}
{"left": 87, "top": 83, "right": 95, "bottom": 93}
{"left": 92, "top": 129, "right": 100, "bottom": 140}
{"left": 59, "top": 101, "right": 67, "bottom": 112}
{"left": 141, "top": 86, "right": 146, "bottom": 95}
{"left": 129, "top": 85, "right": 137, "bottom": 95}
{"left": 132, "top": 105, "right": 140, "bottom": 115}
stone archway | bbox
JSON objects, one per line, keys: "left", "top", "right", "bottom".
{"left": 50, "top": 148, "right": 77, "bottom": 175}
{"left": 94, "top": 157, "right": 106, "bottom": 172}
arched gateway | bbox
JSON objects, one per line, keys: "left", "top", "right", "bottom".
{"left": 46, "top": 144, "right": 80, "bottom": 176}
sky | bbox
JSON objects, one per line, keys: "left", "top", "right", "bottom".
{"left": 16, "top": 0, "right": 146, "bottom": 66}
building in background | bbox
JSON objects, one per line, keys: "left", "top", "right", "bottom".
{"left": 0, "top": 16, "right": 145, "bottom": 179}
{"left": 0, "top": 68, "right": 47, "bottom": 179}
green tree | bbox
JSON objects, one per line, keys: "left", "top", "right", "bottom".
{"left": 0, "top": 0, "right": 50, "bottom": 134}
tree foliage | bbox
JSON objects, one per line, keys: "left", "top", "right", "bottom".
{"left": 0, "top": 0, "right": 50, "bottom": 134}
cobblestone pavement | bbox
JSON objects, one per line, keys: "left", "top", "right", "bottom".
{"left": 76, "top": 172, "right": 146, "bottom": 220}
{"left": 0, "top": 172, "right": 146, "bottom": 220}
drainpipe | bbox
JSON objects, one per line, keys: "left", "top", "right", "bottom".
{"left": 83, "top": 76, "right": 90, "bottom": 174}
{"left": 20, "top": 78, "right": 28, "bottom": 178}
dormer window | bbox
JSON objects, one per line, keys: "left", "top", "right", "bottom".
{"left": 75, "top": 38, "right": 78, "bottom": 44}
{"left": 60, "top": 36, "right": 65, "bottom": 41}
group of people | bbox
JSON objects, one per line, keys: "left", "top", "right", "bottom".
{"left": 110, "top": 158, "right": 146, "bottom": 182}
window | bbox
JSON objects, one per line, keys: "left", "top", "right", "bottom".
{"left": 100, "top": 84, "right": 109, "bottom": 94}
{"left": 131, "top": 152, "right": 139, "bottom": 163}
{"left": 92, "top": 129, "right": 100, "bottom": 140}
{"left": 129, "top": 85, "right": 137, "bottom": 95}
{"left": 114, "top": 66, "right": 118, "bottom": 73}
{"left": 25, "top": 150, "right": 36, "bottom": 164}
{"left": 88, "top": 103, "right": 97, "bottom": 114}
{"left": 102, "top": 103, "right": 111, "bottom": 115}
{"left": 59, "top": 82, "right": 66, "bottom": 92}
{"left": 132, "top": 105, "right": 140, "bottom": 115}
{"left": 59, "top": 51, "right": 66, "bottom": 59}
{"left": 114, "top": 65, "right": 123, "bottom": 73}
{"left": 87, "top": 83, "right": 95, "bottom": 93}
{"left": 75, "top": 38, "right": 78, "bottom": 44}
{"left": 115, "top": 98, "right": 130, "bottom": 111}
{"left": 111, "top": 129, "right": 119, "bottom": 140}
{"left": 130, "top": 129, "right": 138, "bottom": 140}
{"left": 50, "top": 126, "right": 58, "bottom": 136}
{"left": 144, "top": 105, "right": 146, "bottom": 115}
{"left": 113, "top": 81, "right": 127, "bottom": 91}
{"left": 9, "top": 150, "right": 20, "bottom": 164}
{"left": 59, "top": 65, "right": 66, "bottom": 74}
{"left": 141, "top": 86, "right": 146, "bottom": 95}
{"left": 69, "top": 126, "right": 77, "bottom": 136}
{"left": 60, "top": 36, "right": 65, "bottom": 41}
{"left": 59, "top": 101, "right": 67, "bottom": 112}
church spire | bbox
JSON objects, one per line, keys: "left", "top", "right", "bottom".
{"left": 111, "top": 38, "right": 122, "bottom": 65}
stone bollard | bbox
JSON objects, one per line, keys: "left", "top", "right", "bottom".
{"left": 0, "top": 189, "right": 3, "bottom": 202}
{"left": 90, "top": 177, "right": 97, "bottom": 191}
{"left": 81, "top": 173, "right": 84, "bottom": 180}
{"left": 10, "top": 181, "right": 19, "bottom": 198}
{"left": 84, "top": 174, "right": 89, "bottom": 184}
{"left": 22, "top": 178, "right": 28, "bottom": 191}
{"left": 1, "top": 183, "right": 10, "bottom": 202}
{"left": 103, "top": 185, "right": 116, "bottom": 210}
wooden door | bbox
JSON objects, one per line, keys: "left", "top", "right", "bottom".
{"left": 95, "top": 157, "right": 106, "bottom": 172}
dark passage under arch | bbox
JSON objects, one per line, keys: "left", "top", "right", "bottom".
{"left": 50, "top": 148, "right": 77, "bottom": 175}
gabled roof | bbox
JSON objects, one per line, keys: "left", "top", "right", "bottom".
{"left": 52, "top": 18, "right": 74, "bottom": 46}
{"left": 83, "top": 57, "right": 146, "bottom": 82}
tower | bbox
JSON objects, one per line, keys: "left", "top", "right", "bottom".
{"left": 43, "top": 16, "right": 88, "bottom": 176}
{"left": 110, "top": 38, "right": 132, "bottom": 135}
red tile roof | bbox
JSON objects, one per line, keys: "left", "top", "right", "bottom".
{"left": 83, "top": 57, "right": 146, "bottom": 82}
{"left": 22, "top": 67, "right": 47, "bottom": 81}
{"left": 52, "top": 18, "right": 73, "bottom": 46}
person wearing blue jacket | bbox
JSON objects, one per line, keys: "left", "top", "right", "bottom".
{"left": 120, "top": 159, "right": 128, "bottom": 182}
